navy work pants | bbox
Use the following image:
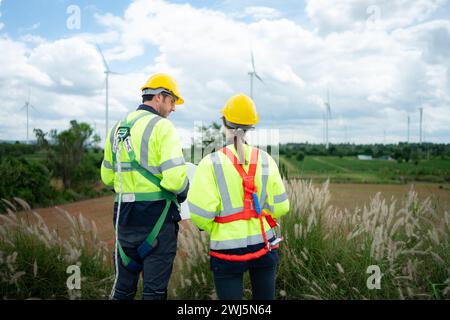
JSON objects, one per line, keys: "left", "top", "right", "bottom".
{"left": 213, "top": 265, "right": 277, "bottom": 300}
{"left": 111, "top": 222, "right": 178, "bottom": 300}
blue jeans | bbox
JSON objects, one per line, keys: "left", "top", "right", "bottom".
{"left": 111, "top": 222, "right": 178, "bottom": 300}
{"left": 213, "top": 265, "right": 277, "bottom": 300}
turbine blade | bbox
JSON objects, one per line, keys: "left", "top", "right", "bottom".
{"left": 96, "top": 44, "right": 110, "bottom": 71}
{"left": 109, "top": 71, "right": 121, "bottom": 75}
{"left": 251, "top": 50, "right": 255, "bottom": 72}
{"left": 254, "top": 72, "right": 264, "bottom": 83}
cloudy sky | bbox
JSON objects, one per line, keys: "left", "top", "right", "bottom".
{"left": 0, "top": 0, "right": 449, "bottom": 146}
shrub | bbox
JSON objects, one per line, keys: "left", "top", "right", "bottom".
{"left": 0, "top": 157, "right": 57, "bottom": 211}
{"left": 296, "top": 152, "right": 305, "bottom": 162}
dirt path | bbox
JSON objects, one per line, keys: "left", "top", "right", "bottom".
{"left": 12, "top": 183, "right": 449, "bottom": 244}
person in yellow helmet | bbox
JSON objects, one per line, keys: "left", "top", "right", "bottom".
{"left": 101, "top": 73, "right": 189, "bottom": 300}
{"left": 187, "top": 93, "right": 289, "bottom": 300}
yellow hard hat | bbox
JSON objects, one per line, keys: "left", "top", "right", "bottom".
{"left": 221, "top": 93, "right": 259, "bottom": 127}
{"left": 141, "top": 73, "right": 184, "bottom": 105}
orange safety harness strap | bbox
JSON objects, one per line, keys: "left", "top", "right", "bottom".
{"left": 209, "top": 147, "right": 280, "bottom": 262}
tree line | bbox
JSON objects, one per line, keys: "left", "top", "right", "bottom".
{"left": 0, "top": 121, "right": 105, "bottom": 212}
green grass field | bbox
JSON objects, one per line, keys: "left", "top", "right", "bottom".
{"left": 22, "top": 151, "right": 48, "bottom": 163}
{"left": 281, "top": 156, "right": 450, "bottom": 184}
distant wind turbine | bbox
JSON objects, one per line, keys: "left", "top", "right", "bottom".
{"left": 324, "top": 88, "right": 332, "bottom": 149}
{"left": 419, "top": 107, "right": 423, "bottom": 143}
{"left": 407, "top": 114, "right": 410, "bottom": 143}
{"left": 248, "top": 50, "right": 264, "bottom": 100}
{"left": 97, "top": 45, "right": 119, "bottom": 140}
{"left": 19, "top": 89, "right": 37, "bottom": 144}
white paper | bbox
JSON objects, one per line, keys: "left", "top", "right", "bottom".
{"left": 180, "top": 162, "right": 197, "bottom": 220}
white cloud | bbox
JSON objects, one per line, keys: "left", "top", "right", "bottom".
{"left": 18, "top": 22, "right": 41, "bottom": 33}
{"left": 238, "top": 6, "right": 282, "bottom": 20}
{"left": 28, "top": 38, "right": 104, "bottom": 94}
{"left": 0, "top": 0, "right": 449, "bottom": 145}
{"left": 18, "top": 34, "right": 46, "bottom": 45}
{"left": 306, "top": 0, "right": 448, "bottom": 33}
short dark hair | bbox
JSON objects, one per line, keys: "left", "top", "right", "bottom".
{"left": 142, "top": 94, "right": 155, "bottom": 103}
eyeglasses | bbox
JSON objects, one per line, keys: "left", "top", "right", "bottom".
{"left": 161, "top": 92, "right": 176, "bottom": 105}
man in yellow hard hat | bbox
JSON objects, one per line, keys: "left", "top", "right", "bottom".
{"left": 187, "top": 93, "right": 289, "bottom": 300}
{"left": 101, "top": 73, "right": 189, "bottom": 300}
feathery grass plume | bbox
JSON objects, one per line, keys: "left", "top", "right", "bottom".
{"left": 0, "top": 199, "right": 112, "bottom": 299}
{"left": 276, "top": 179, "right": 449, "bottom": 300}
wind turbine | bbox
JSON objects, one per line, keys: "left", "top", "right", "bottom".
{"left": 324, "top": 88, "right": 332, "bottom": 149}
{"left": 20, "top": 89, "right": 37, "bottom": 144}
{"left": 419, "top": 107, "right": 423, "bottom": 143}
{"left": 97, "top": 45, "right": 119, "bottom": 140}
{"left": 407, "top": 114, "right": 410, "bottom": 143}
{"left": 248, "top": 50, "right": 264, "bottom": 100}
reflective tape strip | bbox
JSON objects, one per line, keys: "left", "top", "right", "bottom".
{"left": 160, "top": 157, "right": 185, "bottom": 172}
{"left": 188, "top": 201, "right": 217, "bottom": 219}
{"left": 262, "top": 203, "right": 274, "bottom": 213}
{"left": 210, "top": 229, "right": 275, "bottom": 250}
{"left": 115, "top": 162, "right": 132, "bottom": 169}
{"left": 211, "top": 152, "right": 233, "bottom": 212}
{"left": 259, "top": 151, "right": 269, "bottom": 206}
{"left": 103, "top": 160, "right": 112, "bottom": 169}
{"left": 173, "top": 176, "right": 189, "bottom": 195}
{"left": 110, "top": 122, "right": 119, "bottom": 146}
{"left": 113, "top": 162, "right": 135, "bottom": 172}
{"left": 274, "top": 192, "right": 288, "bottom": 204}
{"left": 218, "top": 207, "right": 244, "bottom": 217}
{"left": 140, "top": 115, "right": 163, "bottom": 174}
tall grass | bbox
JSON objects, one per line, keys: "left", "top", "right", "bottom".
{"left": 169, "top": 180, "right": 450, "bottom": 300}
{"left": 1, "top": 180, "right": 449, "bottom": 299}
{"left": 278, "top": 180, "right": 449, "bottom": 299}
{"left": 0, "top": 199, "right": 113, "bottom": 299}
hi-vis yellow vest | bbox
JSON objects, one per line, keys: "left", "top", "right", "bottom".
{"left": 187, "top": 144, "right": 289, "bottom": 251}
{"left": 101, "top": 110, "right": 188, "bottom": 199}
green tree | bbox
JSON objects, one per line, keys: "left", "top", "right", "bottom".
{"left": 33, "top": 128, "right": 49, "bottom": 150}
{"left": 48, "top": 121, "right": 96, "bottom": 189}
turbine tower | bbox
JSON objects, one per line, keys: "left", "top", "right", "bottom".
{"left": 20, "top": 89, "right": 36, "bottom": 144}
{"left": 419, "top": 108, "right": 423, "bottom": 143}
{"left": 248, "top": 50, "right": 264, "bottom": 100}
{"left": 407, "top": 114, "right": 410, "bottom": 143}
{"left": 324, "top": 89, "right": 331, "bottom": 149}
{"left": 97, "top": 45, "right": 119, "bottom": 140}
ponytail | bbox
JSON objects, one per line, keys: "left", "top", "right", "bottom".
{"left": 233, "top": 128, "right": 246, "bottom": 165}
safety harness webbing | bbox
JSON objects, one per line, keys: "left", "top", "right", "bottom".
{"left": 209, "top": 147, "right": 282, "bottom": 262}
{"left": 112, "top": 112, "right": 179, "bottom": 273}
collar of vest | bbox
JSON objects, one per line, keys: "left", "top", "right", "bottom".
{"left": 137, "top": 104, "right": 161, "bottom": 116}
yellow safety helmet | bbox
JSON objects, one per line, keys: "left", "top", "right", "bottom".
{"left": 141, "top": 73, "right": 184, "bottom": 105}
{"left": 221, "top": 93, "right": 259, "bottom": 127}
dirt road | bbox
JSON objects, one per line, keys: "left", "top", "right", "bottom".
{"left": 20, "top": 182, "right": 449, "bottom": 244}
